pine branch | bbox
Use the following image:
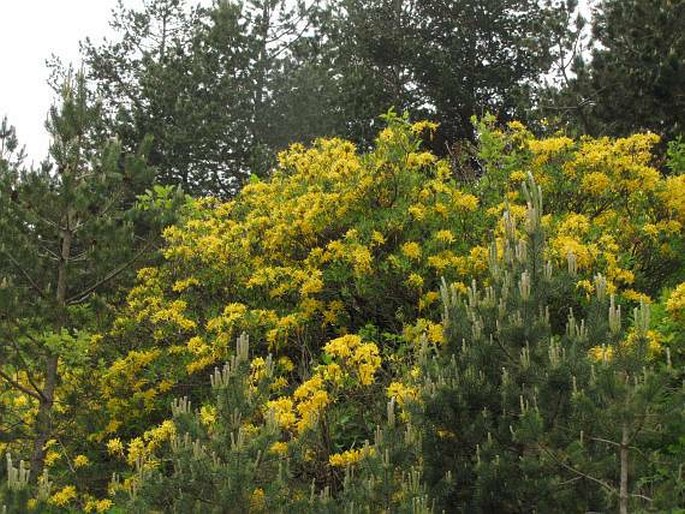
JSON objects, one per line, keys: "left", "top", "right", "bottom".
{"left": 540, "top": 445, "right": 616, "bottom": 494}
{"left": 8, "top": 335, "right": 46, "bottom": 400}
{"left": 0, "top": 368, "right": 44, "bottom": 402}
{"left": 2, "top": 249, "right": 47, "bottom": 300}
{"left": 66, "top": 239, "right": 156, "bottom": 305}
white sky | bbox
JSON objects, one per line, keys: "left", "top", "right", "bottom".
{"left": 0, "top": 1, "right": 139, "bottom": 165}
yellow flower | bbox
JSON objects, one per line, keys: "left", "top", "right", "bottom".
{"left": 434, "top": 229, "right": 456, "bottom": 244}
{"left": 144, "top": 420, "right": 176, "bottom": 450}
{"left": 50, "top": 485, "right": 77, "bottom": 507}
{"left": 351, "top": 342, "right": 381, "bottom": 386}
{"left": 588, "top": 345, "right": 614, "bottom": 363}
{"left": 13, "top": 395, "right": 28, "bottom": 408}
{"left": 44, "top": 450, "right": 61, "bottom": 467}
{"left": 95, "top": 499, "right": 113, "bottom": 513}
{"left": 371, "top": 230, "right": 386, "bottom": 245}
{"left": 127, "top": 437, "right": 146, "bottom": 467}
{"left": 85, "top": 498, "right": 114, "bottom": 513}
{"left": 328, "top": 446, "right": 375, "bottom": 468}
{"left": 199, "top": 405, "right": 217, "bottom": 427}
{"left": 269, "top": 441, "right": 288, "bottom": 455}
{"left": 387, "top": 381, "right": 417, "bottom": 407}
{"left": 666, "top": 283, "right": 685, "bottom": 320}
{"left": 622, "top": 329, "right": 662, "bottom": 357}
{"left": 529, "top": 136, "right": 574, "bottom": 166}
{"left": 73, "top": 454, "right": 90, "bottom": 469}
{"left": 350, "top": 245, "right": 373, "bottom": 276}
{"left": 266, "top": 397, "right": 296, "bottom": 430}
{"left": 408, "top": 204, "right": 427, "bottom": 221}
{"left": 661, "top": 175, "right": 685, "bottom": 222}
{"left": 278, "top": 356, "right": 295, "bottom": 373}
{"left": 324, "top": 334, "right": 360, "bottom": 359}
{"left": 427, "top": 322, "right": 446, "bottom": 345}
{"left": 452, "top": 191, "right": 479, "bottom": 211}
{"left": 401, "top": 241, "right": 422, "bottom": 260}
{"left": 509, "top": 170, "right": 527, "bottom": 184}
{"left": 406, "top": 273, "right": 424, "bottom": 289}
{"left": 419, "top": 291, "right": 440, "bottom": 312}
{"left": 576, "top": 280, "right": 594, "bottom": 296}
{"left": 296, "top": 389, "right": 330, "bottom": 432}
{"left": 581, "top": 172, "right": 611, "bottom": 195}
{"left": 559, "top": 213, "right": 590, "bottom": 236}
{"left": 249, "top": 487, "right": 266, "bottom": 513}
{"left": 322, "top": 362, "right": 344, "bottom": 384}
{"left": 622, "top": 289, "right": 652, "bottom": 304}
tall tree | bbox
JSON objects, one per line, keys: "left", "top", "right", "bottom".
{"left": 549, "top": 0, "right": 685, "bottom": 139}
{"left": 0, "top": 73, "right": 155, "bottom": 477}
{"left": 412, "top": 0, "right": 567, "bottom": 144}
{"left": 82, "top": 0, "right": 246, "bottom": 196}
{"left": 83, "top": 0, "right": 328, "bottom": 196}
{"left": 317, "top": 0, "right": 569, "bottom": 151}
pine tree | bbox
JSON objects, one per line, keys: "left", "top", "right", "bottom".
{"left": 0, "top": 72, "right": 155, "bottom": 478}
{"left": 550, "top": 0, "right": 685, "bottom": 140}
{"left": 414, "top": 174, "right": 683, "bottom": 511}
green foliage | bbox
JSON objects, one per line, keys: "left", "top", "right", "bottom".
{"left": 548, "top": 0, "right": 685, "bottom": 140}
{"left": 82, "top": 0, "right": 576, "bottom": 196}
{"left": 3, "top": 109, "right": 684, "bottom": 510}
{"left": 115, "top": 333, "right": 432, "bottom": 513}
{"left": 0, "top": 71, "right": 158, "bottom": 492}
{"left": 414, "top": 175, "right": 684, "bottom": 512}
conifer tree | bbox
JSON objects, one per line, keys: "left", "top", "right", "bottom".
{"left": 0, "top": 72, "right": 156, "bottom": 478}
{"left": 119, "top": 334, "right": 433, "bottom": 513}
{"left": 414, "top": 174, "right": 684, "bottom": 511}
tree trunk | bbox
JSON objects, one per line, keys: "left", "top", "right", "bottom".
{"left": 30, "top": 223, "right": 72, "bottom": 478}
{"left": 619, "top": 423, "right": 629, "bottom": 514}
{"left": 29, "top": 355, "right": 57, "bottom": 477}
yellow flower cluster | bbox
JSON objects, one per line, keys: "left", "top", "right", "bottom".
{"left": 84, "top": 498, "right": 114, "bottom": 513}
{"left": 323, "top": 335, "right": 381, "bottom": 386}
{"left": 49, "top": 485, "right": 77, "bottom": 507}
{"left": 98, "top": 117, "right": 683, "bottom": 471}
{"left": 269, "top": 441, "right": 288, "bottom": 455}
{"left": 294, "top": 381, "right": 330, "bottom": 433}
{"left": 622, "top": 329, "right": 662, "bottom": 357}
{"left": 387, "top": 381, "right": 418, "bottom": 408}
{"left": 73, "top": 454, "right": 90, "bottom": 468}
{"left": 588, "top": 345, "right": 615, "bottom": 363}
{"left": 666, "top": 282, "right": 685, "bottom": 321}
{"left": 199, "top": 405, "right": 218, "bottom": 427}
{"left": 106, "top": 438, "right": 124, "bottom": 456}
{"left": 401, "top": 241, "right": 422, "bottom": 261}
{"left": 404, "top": 318, "right": 446, "bottom": 346}
{"left": 249, "top": 487, "right": 267, "bottom": 513}
{"left": 328, "top": 446, "right": 375, "bottom": 468}
{"left": 528, "top": 136, "right": 574, "bottom": 167}
{"left": 266, "top": 397, "right": 297, "bottom": 430}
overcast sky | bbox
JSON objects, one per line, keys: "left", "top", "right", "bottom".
{"left": 0, "top": 1, "right": 134, "bottom": 164}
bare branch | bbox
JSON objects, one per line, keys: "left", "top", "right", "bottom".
{"left": 540, "top": 445, "right": 616, "bottom": 494}
{"left": 66, "top": 239, "right": 156, "bottom": 305}
{"left": 2, "top": 249, "right": 47, "bottom": 300}
{"left": 0, "top": 368, "right": 44, "bottom": 402}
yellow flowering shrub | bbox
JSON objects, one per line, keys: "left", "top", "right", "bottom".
{"left": 82, "top": 116, "right": 682, "bottom": 510}
{"left": 49, "top": 485, "right": 77, "bottom": 507}
{"left": 328, "top": 446, "right": 375, "bottom": 468}
{"left": 97, "top": 112, "right": 484, "bottom": 435}
{"left": 475, "top": 116, "right": 683, "bottom": 298}
{"left": 666, "top": 282, "right": 685, "bottom": 321}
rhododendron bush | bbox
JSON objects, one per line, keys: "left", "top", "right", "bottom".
{"left": 2, "top": 114, "right": 683, "bottom": 511}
